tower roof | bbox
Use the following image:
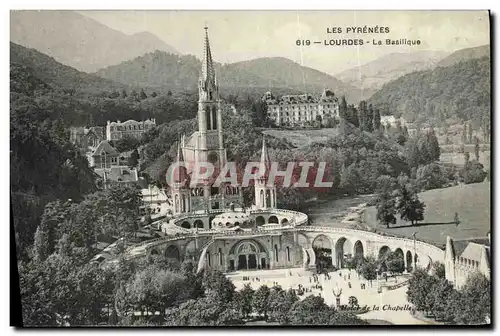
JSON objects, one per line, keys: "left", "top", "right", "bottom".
{"left": 172, "top": 143, "right": 188, "bottom": 183}
{"left": 258, "top": 137, "right": 271, "bottom": 179}
{"left": 200, "top": 26, "right": 216, "bottom": 85}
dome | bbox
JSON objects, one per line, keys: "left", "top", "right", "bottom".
{"left": 212, "top": 209, "right": 253, "bottom": 230}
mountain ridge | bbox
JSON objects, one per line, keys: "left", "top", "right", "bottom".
{"left": 336, "top": 50, "right": 449, "bottom": 93}
{"left": 10, "top": 10, "right": 179, "bottom": 73}
{"left": 95, "top": 51, "right": 367, "bottom": 102}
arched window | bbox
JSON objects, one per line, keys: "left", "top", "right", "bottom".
{"left": 212, "top": 107, "right": 217, "bottom": 130}
{"left": 205, "top": 106, "right": 211, "bottom": 130}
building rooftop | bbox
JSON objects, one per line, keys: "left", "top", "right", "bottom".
{"left": 95, "top": 166, "right": 139, "bottom": 183}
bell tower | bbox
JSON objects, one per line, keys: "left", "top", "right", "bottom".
{"left": 197, "top": 26, "right": 225, "bottom": 165}
{"left": 254, "top": 137, "right": 277, "bottom": 209}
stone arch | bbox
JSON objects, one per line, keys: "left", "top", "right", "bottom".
{"left": 256, "top": 216, "right": 265, "bottom": 226}
{"left": 335, "top": 237, "right": 353, "bottom": 269}
{"left": 297, "top": 233, "right": 309, "bottom": 248}
{"left": 353, "top": 240, "right": 364, "bottom": 260}
{"left": 394, "top": 248, "right": 404, "bottom": 260}
{"left": 406, "top": 251, "right": 413, "bottom": 272}
{"left": 229, "top": 240, "right": 268, "bottom": 270}
{"left": 184, "top": 240, "right": 197, "bottom": 260}
{"left": 281, "top": 218, "right": 289, "bottom": 225}
{"left": 268, "top": 215, "right": 279, "bottom": 224}
{"left": 165, "top": 245, "right": 180, "bottom": 261}
{"left": 312, "top": 234, "right": 333, "bottom": 270}
{"left": 181, "top": 221, "right": 190, "bottom": 229}
{"left": 378, "top": 246, "right": 391, "bottom": 260}
{"left": 193, "top": 220, "right": 204, "bottom": 229}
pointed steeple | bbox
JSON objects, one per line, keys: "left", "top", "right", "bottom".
{"left": 259, "top": 136, "right": 271, "bottom": 179}
{"left": 201, "top": 26, "right": 216, "bottom": 85}
{"left": 173, "top": 142, "right": 187, "bottom": 184}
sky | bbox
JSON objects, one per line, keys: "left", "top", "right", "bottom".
{"left": 79, "top": 10, "right": 490, "bottom": 74}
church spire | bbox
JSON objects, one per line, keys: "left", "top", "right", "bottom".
{"left": 259, "top": 136, "right": 271, "bottom": 179}
{"left": 173, "top": 142, "right": 187, "bottom": 183}
{"left": 201, "top": 26, "right": 216, "bottom": 85}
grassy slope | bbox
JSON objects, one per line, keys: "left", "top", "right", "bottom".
{"left": 262, "top": 128, "right": 340, "bottom": 148}
{"left": 363, "top": 182, "right": 491, "bottom": 244}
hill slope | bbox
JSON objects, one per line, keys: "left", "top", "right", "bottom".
{"left": 336, "top": 50, "right": 448, "bottom": 93}
{"left": 10, "top": 42, "right": 126, "bottom": 93}
{"left": 95, "top": 51, "right": 365, "bottom": 102}
{"left": 436, "top": 45, "right": 490, "bottom": 68}
{"left": 367, "top": 56, "right": 490, "bottom": 124}
{"left": 10, "top": 10, "right": 179, "bottom": 73}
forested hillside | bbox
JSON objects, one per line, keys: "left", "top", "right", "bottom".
{"left": 367, "top": 56, "right": 490, "bottom": 125}
{"left": 95, "top": 51, "right": 364, "bottom": 101}
{"left": 436, "top": 45, "right": 490, "bottom": 68}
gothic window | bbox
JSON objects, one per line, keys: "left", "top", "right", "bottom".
{"left": 212, "top": 107, "right": 217, "bottom": 130}
{"left": 209, "top": 91, "right": 213, "bottom": 101}
{"left": 205, "top": 106, "right": 212, "bottom": 130}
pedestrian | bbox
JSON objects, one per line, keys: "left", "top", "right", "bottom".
{"left": 348, "top": 274, "right": 350, "bottom": 280}
{"left": 348, "top": 282, "right": 351, "bottom": 289}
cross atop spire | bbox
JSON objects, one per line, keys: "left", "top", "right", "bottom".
{"left": 201, "top": 26, "right": 215, "bottom": 84}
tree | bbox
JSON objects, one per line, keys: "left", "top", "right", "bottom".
{"left": 357, "top": 101, "right": 368, "bottom": 131}
{"left": 426, "top": 128, "right": 441, "bottom": 162}
{"left": 235, "top": 283, "right": 254, "bottom": 318}
{"left": 415, "top": 163, "right": 448, "bottom": 191}
{"left": 386, "top": 252, "right": 405, "bottom": 275}
{"left": 396, "top": 185, "right": 425, "bottom": 225}
{"left": 139, "top": 89, "right": 148, "bottom": 100}
{"left": 288, "top": 295, "right": 334, "bottom": 325}
{"left": 268, "top": 287, "right": 297, "bottom": 324}
{"left": 430, "top": 278, "right": 454, "bottom": 320}
{"left": 128, "top": 149, "right": 139, "bottom": 167}
{"left": 367, "top": 104, "right": 374, "bottom": 132}
{"left": 453, "top": 272, "right": 490, "bottom": 324}
{"left": 252, "top": 285, "right": 271, "bottom": 319}
{"left": 373, "top": 108, "right": 381, "bottom": 132}
{"left": 357, "top": 258, "right": 377, "bottom": 285}
{"left": 406, "top": 269, "right": 439, "bottom": 315}
{"left": 151, "top": 91, "right": 158, "bottom": 98}
{"left": 474, "top": 136, "right": 480, "bottom": 161}
{"left": 339, "top": 95, "right": 348, "bottom": 119}
{"left": 376, "top": 191, "right": 397, "bottom": 228}
{"left": 432, "top": 261, "right": 446, "bottom": 279}
{"left": 202, "top": 270, "right": 236, "bottom": 304}
{"left": 405, "top": 138, "right": 420, "bottom": 169}
{"left": 121, "top": 89, "right": 128, "bottom": 98}
{"left": 461, "top": 160, "right": 487, "bottom": 184}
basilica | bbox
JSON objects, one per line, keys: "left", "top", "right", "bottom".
{"left": 161, "top": 27, "right": 310, "bottom": 272}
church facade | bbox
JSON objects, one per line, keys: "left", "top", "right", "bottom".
{"left": 162, "top": 27, "right": 309, "bottom": 272}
